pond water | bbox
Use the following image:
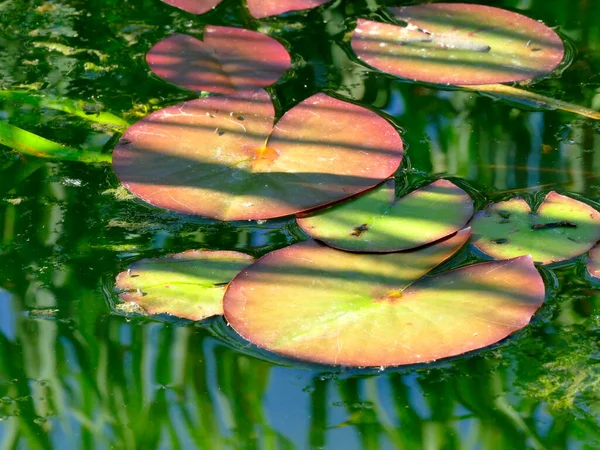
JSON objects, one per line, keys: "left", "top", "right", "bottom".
{"left": 0, "top": 0, "right": 599, "bottom": 448}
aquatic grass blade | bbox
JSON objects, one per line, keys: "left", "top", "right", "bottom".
{"left": 0, "top": 120, "right": 111, "bottom": 163}
{"left": 0, "top": 90, "right": 129, "bottom": 129}
{"left": 460, "top": 84, "right": 600, "bottom": 120}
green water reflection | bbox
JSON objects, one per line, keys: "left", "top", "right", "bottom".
{"left": 0, "top": 0, "right": 599, "bottom": 448}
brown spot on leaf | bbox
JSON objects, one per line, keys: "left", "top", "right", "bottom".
{"left": 350, "top": 223, "right": 369, "bottom": 237}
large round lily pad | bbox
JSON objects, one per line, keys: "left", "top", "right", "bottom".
{"left": 116, "top": 250, "right": 254, "bottom": 321}
{"left": 351, "top": 3, "right": 564, "bottom": 85}
{"left": 471, "top": 192, "right": 600, "bottom": 265}
{"left": 587, "top": 245, "right": 600, "bottom": 280}
{"left": 223, "top": 229, "right": 546, "bottom": 367}
{"left": 297, "top": 179, "right": 473, "bottom": 252}
{"left": 147, "top": 26, "right": 291, "bottom": 95}
{"left": 247, "top": 0, "right": 331, "bottom": 19}
{"left": 160, "top": 0, "right": 222, "bottom": 15}
{"left": 113, "top": 90, "right": 404, "bottom": 221}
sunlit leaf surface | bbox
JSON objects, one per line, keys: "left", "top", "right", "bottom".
{"left": 471, "top": 192, "right": 600, "bottom": 265}
{"left": 160, "top": 0, "right": 222, "bottom": 15}
{"left": 297, "top": 179, "right": 473, "bottom": 252}
{"left": 351, "top": 3, "right": 564, "bottom": 85}
{"left": 116, "top": 250, "right": 254, "bottom": 320}
{"left": 587, "top": 245, "right": 600, "bottom": 280}
{"left": 224, "top": 229, "right": 545, "bottom": 367}
{"left": 112, "top": 90, "right": 404, "bottom": 221}
{"left": 247, "top": 0, "right": 331, "bottom": 19}
{"left": 147, "top": 26, "right": 291, "bottom": 95}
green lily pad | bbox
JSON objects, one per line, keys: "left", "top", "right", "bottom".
{"left": 588, "top": 245, "right": 600, "bottom": 280}
{"left": 351, "top": 3, "right": 564, "bottom": 85}
{"left": 116, "top": 250, "right": 254, "bottom": 321}
{"left": 297, "top": 179, "right": 473, "bottom": 252}
{"left": 223, "top": 228, "right": 545, "bottom": 367}
{"left": 471, "top": 192, "right": 600, "bottom": 265}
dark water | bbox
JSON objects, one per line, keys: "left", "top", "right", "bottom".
{"left": 0, "top": 0, "right": 599, "bottom": 448}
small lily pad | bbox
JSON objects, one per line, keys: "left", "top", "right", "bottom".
{"left": 297, "top": 179, "right": 473, "bottom": 252}
{"left": 587, "top": 245, "right": 600, "bottom": 280}
{"left": 247, "top": 0, "right": 331, "bottom": 19}
{"left": 471, "top": 192, "right": 600, "bottom": 265}
{"left": 160, "top": 0, "right": 222, "bottom": 15}
{"left": 113, "top": 90, "right": 404, "bottom": 221}
{"left": 147, "top": 26, "right": 291, "bottom": 95}
{"left": 351, "top": 3, "right": 564, "bottom": 85}
{"left": 116, "top": 250, "right": 254, "bottom": 321}
{"left": 223, "top": 229, "right": 546, "bottom": 367}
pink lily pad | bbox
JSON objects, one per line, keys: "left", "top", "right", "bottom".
{"left": 247, "top": 0, "right": 331, "bottom": 19}
{"left": 147, "top": 26, "right": 291, "bottom": 95}
{"left": 297, "top": 179, "right": 473, "bottom": 252}
{"left": 223, "top": 229, "right": 546, "bottom": 367}
{"left": 113, "top": 90, "right": 404, "bottom": 221}
{"left": 116, "top": 250, "right": 254, "bottom": 321}
{"left": 588, "top": 245, "right": 600, "bottom": 280}
{"left": 351, "top": 3, "right": 564, "bottom": 85}
{"left": 471, "top": 192, "right": 600, "bottom": 265}
{"left": 160, "top": 0, "right": 222, "bottom": 15}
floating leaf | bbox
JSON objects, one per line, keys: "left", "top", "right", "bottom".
{"left": 587, "top": 245, "right": 600, "bottom": 280}
{"left": 160, "top": 0, "right": 222, "bottom": 15}
{"left": 113, "top": 90, "right": 404, "bottom": 221}
{"left": 116, "top": 250, "right": 254, "bottom": 321}
{"left": 147, "top": 26, "right": 291, "bottom": 95}
{"left": 471, "top": 192, "right": 600, "bottom": 265}
{"left": 223, "top": 229, "right": 546, "bottom": 367}
{"left": 351, "top": 3, "right": 564, "bottom": 85}
{"left": 297, "top": 179, "right": 473, "bottom": 252}
{"left": 247, "top": 0, "right": 331, "bottom": 19}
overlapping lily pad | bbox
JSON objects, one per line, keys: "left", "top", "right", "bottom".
{"left": 297, "top": 179, "right": 473, "bottom": 252}
{"left": 116, "top": 250, "right": 254, "bottom": 321}
{"left": 160, "top": 0, "right": 330, "bottom": 18}
{"left": 587, "top": 245, "right": 600, "bottom": 280}
{"left": 247, "top": 0, "right": 331, "bottom": 19}
{"left": 147, "top": 26, "right": 291, "bottom": 95}
{"left": 471, "top": 192, "right": 600, "bottom": 265}
{"left": 160, "top": 0, "right": 221, "bottom": 15}
{"left": 223, "top": 228, "right": 546, "bottom": 367}
{"left": 351, "top": 3, "right": 564, "bottom": 85}
{"left": 113, "top": 90, "right": 404, "bottom": 221}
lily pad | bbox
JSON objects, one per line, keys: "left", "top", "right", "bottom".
{"left": 147, "top": 26, "right": 292, "bottom": 95}
{"left": 471, "top": 192, "right": 600, "bottom": 265}
{"left": 160, "top": 0, "right": 222, "bottom": 15}
{"left": 297, "top": 179, "right": 473, "bottom": 252}
{"left": 116, "top": 250, "right": 254, "bottom": 321}
{"left": 247, "top": 0, "right": 331, "bottom": 19}
{"left": 112, "top": 90, "right": 404, "bottom": 221}
{"left": 351, "top": 3, "right": 564, "bottom": 85}
{"left": 587, "top": 245, "right": 600, "bottom": 280}
{"left": 223, "top": 229, "right": 546, "bottom": 367}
